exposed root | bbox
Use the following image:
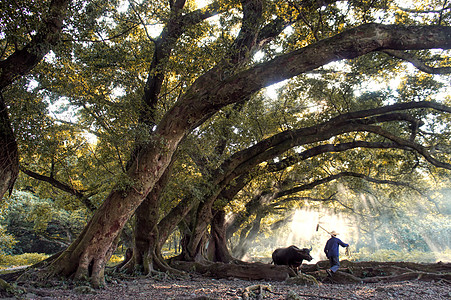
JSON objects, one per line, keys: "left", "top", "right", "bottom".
{"left": 241, "top": 284, "right": 272, "bottom": 300}
{"left": 0, "top": 267, "right": 27, "bottom": 282}
{"left": 0, "top": 278, "right": 25, "bottom": 298}
{"left": 286, "top": 273, "right": 319, "bottom": 286}
{"left": 111, "top": 248, "right": 133, "bottom": 272}
{"left": 286, "top": 290, "right": 344, "bottom": 300}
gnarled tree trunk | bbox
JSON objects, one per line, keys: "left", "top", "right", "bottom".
{"left": 207, "top": 210, "right": 234, "bottom": 263}
{"left": 123, "top": 160, "right": 179, "bottom": 275}
{"left": 0, "top": 97, "right": 18, "bottom": 200}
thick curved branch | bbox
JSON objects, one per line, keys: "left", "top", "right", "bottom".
{"left": 208, "top": 24, "right": 451, "bottom": 109}
{"left": 361, "top": 125, "right": 451, "bottom": 170}
{"left": 171, "top": 24, "right": 451, "bottom": 139}
{"left": 20, "top": 167, "right": 96, "bottom": 212}
{"left": 329, "top": 101, "right": 451, "bottom": 124}
{"left": 222, "top": 124, "right": 451, "bottom": 233}
{"left": 0, "top": 0, "right": 70, "bottom": 91}
{"left": 383, "top": 49, "right": 451, "bottom": 74}
{"left": 159, "top": 22, "right": 451, "bottom": 256}
{"left": 192, "top": 103, "right": 451, "bottom": 219}
{"left": 267, "top": 141, "right": 408, "bottom": 172}
{"left": 224, "top": 112, "right": 423, "bottom": 179}
{"left": 141, "top": 1, "right": 227, "bottom": 120}
{"left": 219, "top": 116, "right": 451, "bottom": 239}
{"left": 276, "top": 171, "right": 420, "bottom": 198}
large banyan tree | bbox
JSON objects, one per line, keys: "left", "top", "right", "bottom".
{"left": 1, "top": 0, "right": 451, "bottom": 287}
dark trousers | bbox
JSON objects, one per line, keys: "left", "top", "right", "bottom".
{"left": 328, "top": 256, "right": 340, "bottom": 273}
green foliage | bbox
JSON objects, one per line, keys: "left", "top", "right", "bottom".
{"left": 0, "top": 226, "right": 16, "bottom": 254}
{"left": 1, "top": 191, "right": 89, "bottom": 254}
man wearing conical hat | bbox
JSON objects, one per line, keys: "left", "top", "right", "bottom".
{"left": 324, "top": 230, "right": 349, "bottom": 276}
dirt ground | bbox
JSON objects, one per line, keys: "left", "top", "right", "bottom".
{"left": 9, "top": 274, "right": 451, "bottom": 300}
{"left": 2, "top": 260, "right": 450, "bottom": 299}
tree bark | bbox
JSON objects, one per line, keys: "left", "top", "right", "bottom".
{"left": 39, "top": 133, "right": 182, "bottom": 287}
{"left": 0, "top": 96, "right": 18, "bottom": 199}
{"left": 127, "top": 158, "right": 177, "bottom": 274}
{"left": 207, "top": 210, "right": 234, "bottom": 263}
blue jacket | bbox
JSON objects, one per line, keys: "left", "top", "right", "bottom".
{"left": 324, "top": 236, "right": 348, "bottom": 258}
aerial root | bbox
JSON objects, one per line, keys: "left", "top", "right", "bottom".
{"left": 148, "top": 269, "right": 173, "bottom": 281}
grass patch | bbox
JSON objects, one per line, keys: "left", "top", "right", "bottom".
{"left": 0, "top": 253, "right": 49, "bottom": 270}
{"left": 349, "top": 248, "right": 451, "bottom": 263}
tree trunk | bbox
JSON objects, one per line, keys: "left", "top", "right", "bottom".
{"left": 233, "top": 213, "right": 263, "bottom": 260}
{"left": 126, "top": 160, "right": 176, "bottom": 274}
{"left": 157, "top": 196, "right": 196, "bottom": 250}
{"left": 36, "top": 133, "right": 184, "bottom": 287}
{"left": 182, "top": 172, "right": 249, "bottom": 260}
{"left": 185, "top": 200, "right": 215, "bottom": 261}
{"left": 0, "top": 96, "right": 18, "bottom": 200}
{"left": 175, "top": 208, "right": 210, "bottom": 262}
{"left": 131, "top": 194, "right": 161, "bottom": 274}
{"left": 40, "top": 192, "right": 133, "bottom": 287}
{"left": 0, "top": 0, "right": 70, "bottom": 200}
{"left": 207, "top": 210, "right": 234, "bottom": 263}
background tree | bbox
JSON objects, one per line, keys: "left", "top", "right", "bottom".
{"left": 1, "top": 191, "right": 88, "bottom": 254}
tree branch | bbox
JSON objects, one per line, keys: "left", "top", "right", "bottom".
{"left": 19, "top": 167, "right": 97, "bottom": 212}
{"left": 267, "top": 141, "right": 408, "bottom": 172}
{"left": 383, "top": 49, "right": 451, "bottom": 74}
{"left": 207, "top": 24, "right": 451, "bottom": 110}
{"left": 360, "top": 125, "right": 451, "bottom": 170}
{"left": 0, "top": 0, "right": 71, "bottom": 91}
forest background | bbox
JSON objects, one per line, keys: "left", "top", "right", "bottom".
{"left": 0, "top": 0, "right": 450, "bottom": 287}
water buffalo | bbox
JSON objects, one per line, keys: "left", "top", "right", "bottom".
{"left": 271, "top": 245, "right": 313, "bottom": 274}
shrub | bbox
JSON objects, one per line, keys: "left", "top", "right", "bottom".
{"left": 0, "top": 226, "right": 17, "bottom": 254}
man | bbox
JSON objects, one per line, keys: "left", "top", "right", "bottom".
{"left": 324, "top": 230, "right": 349, "bottom": 276}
